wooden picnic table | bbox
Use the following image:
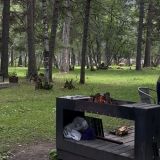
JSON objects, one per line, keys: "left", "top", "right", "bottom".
{"left": 56, "top": 96, "right": 160, "bottom": 160}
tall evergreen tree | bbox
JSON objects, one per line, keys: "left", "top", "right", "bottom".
{"left": 1, "top": 0, "right": 10, "bottom": 77}
{"left": 42, "top": 0, "right": 50, "bottom": 84}
{"left": 80, "top": 0, "right": 91, "bottom": 84}
{"left": 136, "top": 0, "right": 145, "bottom": 70}
{"left": 27, "top": 0, "right": 37, "bottom": 77}
{"left": 49, "top": 0, "right": 60, "bottom": 80}
{"left": 144, "top": 0, "right": 153, "bottom": 67}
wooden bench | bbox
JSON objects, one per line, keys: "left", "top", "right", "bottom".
{"left": 56, "top": 96, "right": 160, "bottom": 160}
{"left": 0, "top": 72, "right": 4, "bottom": 82}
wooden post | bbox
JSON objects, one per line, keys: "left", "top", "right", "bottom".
{"left": 135, "top": 107, "right": 160, "bottom": 160}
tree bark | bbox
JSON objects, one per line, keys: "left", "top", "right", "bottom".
{"left": 88, "top": 43, "right": 94, "bottom": 70}
{"left": 78, "top": 50, "right": 81, "bottom": 66}
{"left": 105, "top": 41, "right": 112, "bottom": 66}
{"left": 86, "top": 55, "right": 89, "bottom": 69}
{"left": 80, "top": 0, "right": 91, "bottom": 84}
{"left": 49, "top": 0, "right": 60, "bottom": 80}
{"left": 152, "top": 47, "right": 160, "bottom": 67}
{"left": 37, "top": 52, "right": 43, "bottom": 71}
{"left": 42, "top": 0, "right": 50, "bottom": 84}
{"left": 144, "top": 0, "right": 153, "bottom": 67}
{"left": 18, "top": 52, "right": 23, "bottom": 67}
{"left": 1, "top": 0, "right": 10, "bottom": 77}
{"left": 70, "top": 48, "right": 75, "bottom": 70}
{"left": 96, "top": 37, "right": 101, "bottom": 66}
{"left": 152, "top": 56, "right": 160, "bottom": 67}
{"left": 60, "top": 0, "right": 71, "bottom": 72}
{"left": 27, "top": 0, "right": 37, "bottom": 77}
{"left": 24, "top": 53, "right": 27, "bottom": 67}
{"left": 10, "top": 46, "right": 14, "bottom": 67}
{"left": 136, "top": 0, "right": 145, "bottom": 70}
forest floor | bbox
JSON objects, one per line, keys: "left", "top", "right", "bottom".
{"left": 8, "top": 141, "right": 55, "bottom": 160}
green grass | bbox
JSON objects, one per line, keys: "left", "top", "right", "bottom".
{"left": 0, "top": 67, "right": 159, "bottom": 153}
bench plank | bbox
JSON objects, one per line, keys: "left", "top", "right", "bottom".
{"left": 62, "top": 138, "right": 134, "bottom": 160}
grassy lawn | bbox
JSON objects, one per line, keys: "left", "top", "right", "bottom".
{"left": 0, "top": 67, "right": 159, "bottom": 153}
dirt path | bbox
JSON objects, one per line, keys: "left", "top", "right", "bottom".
{"left": 9, "top": 141, "right": 55, "bottom": 160}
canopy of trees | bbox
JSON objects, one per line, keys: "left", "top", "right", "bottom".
{"left": 0, "top": 0, "right": 160, "bottom": 82}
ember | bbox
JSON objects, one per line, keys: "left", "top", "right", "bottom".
{"left": 110, "top": 126, "right": 129, "bottom": 136}
{"left": 91, "top": 93, "right": 112, "bottom": 104}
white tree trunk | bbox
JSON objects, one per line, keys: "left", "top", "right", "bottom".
{"left": 60, "top": 0, "right": 71, "bottom": 72}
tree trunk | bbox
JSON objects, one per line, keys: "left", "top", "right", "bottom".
{"left": 144, "top": 0, "right": 153, "bottom": 67}
{"left": 96, "top": 37, "right": 101, "bottom": 66}
{"left": 86, "top": 56, "right": 89, "bottom": 69}
{"left": 60, "top": 0, "right": 71, "bottom": 72}
{"left": 37, "top": 52, "right": 43, "bottom": 71}
{"left": 70, "top": 48, "right": 75, "bottom": 70}
{"left": 49, "top": 0, "right": 60, "bottom": 80}
{"left": 136, "top": 0, "right": 144, "bottom": 70}
{"left": 88, "top": 44, "right": 94, "bottom": 70}
{"left": 154, "top": 56, "right": 160, "bottom": 67}
{"left": 1, "top": 0, "right": 10, "bottom": 77}
{"left": 53, "top": 55, "right": 58, "bottom": 69}
{"left": 127, "top": 56, "right": 131, "bottom": 66}
{"left": 27, "top": 0, "right": 37, "bottom": 77}
{"left": 152, "top": 47, "right": 160, "bottom": 67}
{"left": 42, "top": 0, "right": 50, "bottom": 84}
{"left": 10, "top": 46, "right": 14, "bottom": 67}
{"left": 18, "top": 52, "right": 23, "bottom": 67}
{"left": 105, "top": 41, "right": 111, "bottom": 66}
{"left": 78, "top": 50, "right": 81, "bottom": 66}
{"left": 80, "top": 0, "right": 91, "bottom": 84}
{"left": 24, "top": 53, "right": 27, "bottom": 67}
{"left": 91, "top": 45, "right": 97, "bottom": 67}
{"left": 152, "top": 56, "right": 160, "bottom": 67}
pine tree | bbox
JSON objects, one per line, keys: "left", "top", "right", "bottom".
{"left": 1, "top": 0, "right": 10, "bottom": 77}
